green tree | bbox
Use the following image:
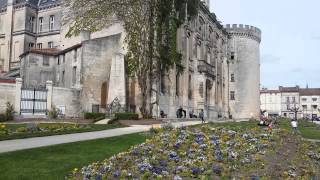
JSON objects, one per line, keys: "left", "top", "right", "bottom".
{"left": 64, "top": 0, "right": 198, "bottom": 117}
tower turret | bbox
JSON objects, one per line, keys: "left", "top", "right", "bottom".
{"left": 201, "top": 0, "right": 210, "bottom": 9}
{"left": 225, "top": 24, "right": 262, "bottom": 119}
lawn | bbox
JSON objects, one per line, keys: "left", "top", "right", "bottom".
{"left": 0, "top": 133, "right": 148, "bottom": 180}
{"left": 277, "top": 119, "right": 320, "bottom": 140}
{"left": 0, "top": 123, "right": 124, "bottom": 141}
{"left": 207, "top": 119, "right": 320, "bottom": 140}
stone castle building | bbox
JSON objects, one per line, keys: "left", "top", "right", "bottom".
{"left": 0, "top": 0, "right": 261, "bottom": 119}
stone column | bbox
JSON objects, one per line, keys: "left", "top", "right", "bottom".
{"left": 14, "top": 78, "right": 22, "bottom": 115}
{"left": 46, "top": 81, "right": 53, "bottom": 111}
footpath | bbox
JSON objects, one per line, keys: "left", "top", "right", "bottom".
{"left": 0, "top": 121, "right": 202, "bottom": 153}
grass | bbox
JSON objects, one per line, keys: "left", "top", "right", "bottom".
{"left": 206, "top": 119, "right": 320, "bottom": 140}
{"left": 0, "top": 119, "right": 318, "bottom": 180}
{"left": 0, "top": 123, "right": 124, "bottom": 141}
{"left": 276, "top": 119, "right": 320, "bottom": 140}
{"left": 0, "top": 133, "right": 148, "bottom": 180}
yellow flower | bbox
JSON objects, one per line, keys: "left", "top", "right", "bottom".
{"left": 73, "top": 168, "right": 78, "bottom": 172}
{"left": 1, "top": 125, "right": 5, "bottom": 129}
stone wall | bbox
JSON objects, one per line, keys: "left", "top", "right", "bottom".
{"left": 80, "top": 34, "right": 124, "bottom": 112}
{"left": 0, "top": 82, "right": 16, "bottom": 113}
{"left": 51, "top": 87, "right": 81, "bottom": 117}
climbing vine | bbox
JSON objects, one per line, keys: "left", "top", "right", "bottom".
{"left": 64, "top": 0, "right": 199, "bottom": 117}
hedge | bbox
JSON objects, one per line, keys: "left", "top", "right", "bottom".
{"left": 114, "top": 113, "right": 139, "bottom": 120}
{"left": 0, "top": 114, "right": 6, "bottom": 122}
{"left": 84, "top": 113, "right": 105, "bottom": 120}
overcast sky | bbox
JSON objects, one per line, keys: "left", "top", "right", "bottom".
{"left": 211, "top": 0, "right": 320, "bottom": 89}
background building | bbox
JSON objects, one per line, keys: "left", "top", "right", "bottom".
{"left": 260, "top": 89, "right": 281, "bottom": 117}
{"left": 260, "top": 86, "right": 320, "bottom": 119}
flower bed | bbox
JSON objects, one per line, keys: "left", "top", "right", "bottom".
{"left": 0, "top": 123, "right": 123, "bottom": 141}
{"left": 68, "top": 124, "right": 320, "bottom": 179}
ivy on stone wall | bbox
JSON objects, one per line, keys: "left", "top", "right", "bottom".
{"left": 64, "top": 0, "right": 199, "bottom": 117}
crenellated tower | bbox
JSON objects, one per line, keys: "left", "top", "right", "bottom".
{"left": 225, "top": 24, "right": 262, "bottom": 119}
{"left": 201, "top": 0, "right": 210, "bottom": 9}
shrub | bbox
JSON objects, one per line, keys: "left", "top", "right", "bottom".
{"left": 48, "top": 106, "right": 59, "bottom": 119}
{"left": 0, "top": 114, "right": 6, "bottom": 122}
{"left": 114, "top": 113, "right": 139, "bottom": 120}
{"left": 16, "top": 127, "right": 28, "bottom": 133}
{"left": 5, "top": 102, "right": 14, "bottom": 121}
{"left": 84, "top": 112, "right": 105, "bottom": 120}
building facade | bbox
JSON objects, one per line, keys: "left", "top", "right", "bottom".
{"left": 260, "top": 86, "right": 320, "bottom": 119}
{"left": 260, "top": 89, "right": 281, "bottom": 117}
{"left": 0, "top": 0, "right": 262, "bottom": 119}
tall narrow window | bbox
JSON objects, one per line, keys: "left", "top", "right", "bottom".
{"left": 176, "top": 73, "right": 180, "bottom": 96}
{"left": 292, "top": 97, "right": 296, "bottom": 103}
{"left": 48, "top": 41, "right": 53, "bottom": 48}
{"left": 230, "top": 91, "right": 235, "bottom": 100}
{"left": 74, "top": 49, "right": 77, "bottom": 62}
{"left": 188, "top": 75, "right": 193, "bottom": 100}
{"left": 37, "top": 43, "right": 42, "bottom": 49}
{"left": 72, "top": 66, "right": 77, "bottom": 86}
{"left": 230, "top": 74, "right": 235, "bottom": 82}
{"left": 38, "top": 17, "right": 43, "bottom": 32}
{"left": 29, "top": 16, "right": 35, "bottom": 32}
{"left": 231, "top": 52, "right": 235, "bottom": 60}
{"left": 286, "top": 97, "right": 290, "bottom": 103}
{"left": 62, "top": 70, "right": 65, "bottom": 86}
{"left": 28, "top": 43, "right": 34, "bottom": 50}
{"left": 43, "top": 56, "right": 49, "bottom": 66}
{"left": 49, "top": 15, "right": 55, "bottom": 31}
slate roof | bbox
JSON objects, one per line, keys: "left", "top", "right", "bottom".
{"left": 299, "top": 88, "right": 320, "bottom": 96}
{"left": 0, "top": 0, "right": 61, "bottom": 8}
{"left": 260, "top": 89, "right": 281, "bottom": 94}
{"left": 38, "top": 0, "right": 60, "bottom": 7}
{"left": 279, "top": 86, "right": 300, "bottom": 93}
{"left": 0, "top": 0, "right": 7, "bottom": 8}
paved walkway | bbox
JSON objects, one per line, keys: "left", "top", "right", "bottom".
{"left": 0, "top": 121, "right": 202, "bottom": 154}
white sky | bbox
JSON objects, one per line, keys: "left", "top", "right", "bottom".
{"left": 211, "top": 0, "right": 320, "bottom": 89}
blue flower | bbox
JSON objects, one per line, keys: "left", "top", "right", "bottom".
{"left": 159, "top": 160, "right": 168, "bottom": 167}
{"left": 191, "top": 167, "right": 201, "bottom": 175}
{"left": 113, "top": 170, "right": 120, "bottom": 177}
{"left": 212, "top": 164, "right": 222, "bottom": 175}
{"left": 138, "top": 163, "right": 152, "bottom": 173}
{"left": 95, "top": 173, "right": 102, "bottom": 180}
{"left": 151, "top": 166, "right": 162, "bottom": 175}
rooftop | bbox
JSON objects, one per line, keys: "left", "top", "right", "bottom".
{"left": 279, "top": 86, "right": 300, "bottom": 93}
{"left": 299, "top": 88, "right": 320, "bottom": 96}
{"left": 0, "top": 0, "right": 61, "bottom": 8}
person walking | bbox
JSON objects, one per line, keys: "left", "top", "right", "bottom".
{"left": 291, "top": 119, "right": 298, "bottom": 133}
{"left": 199, "top": 109, "right": 205, "bottom": 123}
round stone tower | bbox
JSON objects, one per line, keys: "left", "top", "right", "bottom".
{"left": 225, "top": 24, "right": 261, "bottom": 119}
